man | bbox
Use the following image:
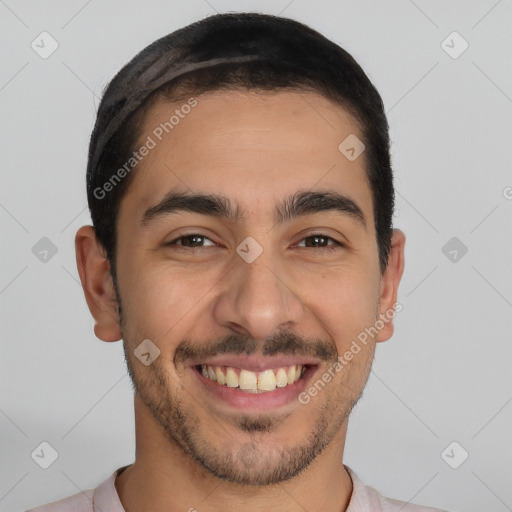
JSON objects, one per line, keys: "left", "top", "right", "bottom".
{"left": 28, "top": 11, "right": 448, "bottom": 512}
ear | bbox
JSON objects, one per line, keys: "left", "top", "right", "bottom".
{"left": 375, "top": 228, "right": 406, "bottom": 343}
{"left": 75, "top": 225, "right": 122, "bottom": 342}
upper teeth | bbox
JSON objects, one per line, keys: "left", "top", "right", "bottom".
{"left": 200, "top": 364, "right": 304, "bottom": 392}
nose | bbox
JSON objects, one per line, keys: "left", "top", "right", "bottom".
{"left": 212, "top": 249, "right": 305, "bottom": 341}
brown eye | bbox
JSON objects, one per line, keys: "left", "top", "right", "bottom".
{"left": 296, "top": 234, "right": 343, "bottom": 250}
{"left": 165, "top": 234, "right": 216, "bottom": 248}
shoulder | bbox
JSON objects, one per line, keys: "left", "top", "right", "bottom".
{"left": 25, "top": 466, "right": 127, "bottom": 512}
{"left": 378, "top": 493, "right": 449, "bottom": 511}
{"left": 345, "top": 465, "right": 449, "bottom": 512}
{"left": 25, "top": 488, "right": 94, "bottom": 512}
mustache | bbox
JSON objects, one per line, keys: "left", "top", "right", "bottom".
{"left": 174, "top": 330, "right": 338, "bottom": 366}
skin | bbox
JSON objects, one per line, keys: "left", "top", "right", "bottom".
{"left": 75, "top": 89, "right": 405, "bottom": 512}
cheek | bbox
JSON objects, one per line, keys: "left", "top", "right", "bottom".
{"left": 299, "top": 266, "right": 379, "bottom": 337}
{"left": 122, "top": 262, "right": 220, "bottom": 342}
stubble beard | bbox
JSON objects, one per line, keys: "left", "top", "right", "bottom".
{"left": 121, "top": 339, "right": 373, "bottom": 486}
{"left": 114, "top": 277, "right": 376, "bottom": 486}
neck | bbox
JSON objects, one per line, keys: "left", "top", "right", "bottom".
{"left": 115, "top": 395, "right": 353, "bottom": 512}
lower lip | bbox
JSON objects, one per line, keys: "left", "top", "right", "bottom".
{"left": 191, "top": 365, "right": 317, "bottom": 411}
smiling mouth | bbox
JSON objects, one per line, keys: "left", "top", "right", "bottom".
{"left": 195, "top": 364, "right": 312, "bottom": 393}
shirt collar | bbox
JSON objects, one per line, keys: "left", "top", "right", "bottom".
{"left": 93, "top": 465, "right": 130, "bottom": 512}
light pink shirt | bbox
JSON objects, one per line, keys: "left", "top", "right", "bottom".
{"left": 26, "top": 464, "right": 448, "bottom": 512}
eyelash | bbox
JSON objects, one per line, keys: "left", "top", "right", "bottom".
{"left": 165, "top": 233, "right": 344, "bottom": 252}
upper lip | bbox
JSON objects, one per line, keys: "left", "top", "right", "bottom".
{"left": 190, "top": 355, "right": 320, "bottom": 372}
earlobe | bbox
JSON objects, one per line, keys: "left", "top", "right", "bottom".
{"left": 376, "top": 228, "right": 406, "bottom": 343}
{"left": 75, "top": 225, "right": 122, "bottom": 342}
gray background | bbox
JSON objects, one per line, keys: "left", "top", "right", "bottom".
{"left": 1, "top": 1, "right": 511, "bottom": 511}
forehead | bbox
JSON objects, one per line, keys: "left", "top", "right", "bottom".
{"left": 119, "top": 89, "right": 373, "bottom": 228}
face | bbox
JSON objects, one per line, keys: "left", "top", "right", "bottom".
{"left": 77, "top": 89, "right": 405, "bottom": 486}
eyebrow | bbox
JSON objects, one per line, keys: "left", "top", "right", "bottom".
{"left": 139, "top": 189, "right": 367, "bottom": 230}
